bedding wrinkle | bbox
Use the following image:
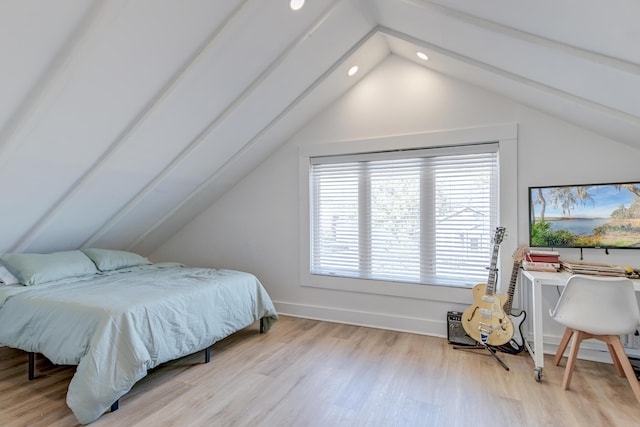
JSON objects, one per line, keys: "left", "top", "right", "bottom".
{"left": 0, "top": 265, "right": 278, "bottom": 424}
{"left": 68, "top": 311, "right": 150, "bottom": 423}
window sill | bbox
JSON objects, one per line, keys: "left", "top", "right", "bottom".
{"left": 300, "top": 273, "right": 475, "bottom": 305}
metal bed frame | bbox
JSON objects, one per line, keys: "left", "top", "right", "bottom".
{"left": 26, "top": 317, "right": 266, "bottom": 414}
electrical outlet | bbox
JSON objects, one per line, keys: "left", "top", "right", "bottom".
{"left": 621, "top": 334, "right": 629, "bottom": 347}
{"left": 633, "top": 332, "right": 640, "bottom": 349}
{"left": 623, "top": 332, "right": 640, "bottom": 349}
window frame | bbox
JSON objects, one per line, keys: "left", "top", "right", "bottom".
{"left": 298, "top": 124, "right": 518, "bottom": 304}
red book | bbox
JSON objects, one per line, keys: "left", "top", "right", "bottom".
{"left": 525, "top": 254, "right": 560, "bottom": 263}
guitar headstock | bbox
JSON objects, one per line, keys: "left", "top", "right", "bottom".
{"left": 513, "top": 243, "right": 528, "bottom": 263}
{"left": 493, "top": 227, "right": 506, "bottom": 245}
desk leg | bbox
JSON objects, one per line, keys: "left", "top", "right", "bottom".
{"left": 522, "top": 272, "right": 545, "bottom": 381}
{"left": 531, "top": 277, "right": 544, "bottom": 381}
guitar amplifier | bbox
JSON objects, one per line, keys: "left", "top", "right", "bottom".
{"left": 447, "top": 311, "right": 477, "bottom": 346}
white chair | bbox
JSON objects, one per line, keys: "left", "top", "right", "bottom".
{"left": 550, "top": 274, "right": 640, "bottom": 403}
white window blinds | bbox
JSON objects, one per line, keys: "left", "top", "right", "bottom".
{"left": 309, "top": 143, "right": 498, "bottom": 287}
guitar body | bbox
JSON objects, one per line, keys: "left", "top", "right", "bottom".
{"left": 494, "top": 243, "right": 529, "bottom": 354}
{"left": 462, "top": 283, "right": 514, "bottom": 346}
{"left": 496, "top": 311, "right": 527, "bottom": 354}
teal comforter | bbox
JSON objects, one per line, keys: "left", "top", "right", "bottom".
{"left": 0, "top": 264, "right": 278, "bottom": 424}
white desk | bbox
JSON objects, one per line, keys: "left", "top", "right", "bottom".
{"left": 520, "top": 270, "right": 640, "bottom": 381}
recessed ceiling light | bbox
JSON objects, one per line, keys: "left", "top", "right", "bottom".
{"left": 290, "top": 0, "right": 305, "bottom": 10}
{"left": 347, "top": 65, "right": 359, "bottom": 77}
{"left": 417, "top": 51, "right": 429, "bottom": 61}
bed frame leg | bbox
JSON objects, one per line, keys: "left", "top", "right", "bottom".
{"left": 28, "top": 352, "right": 35, "bottom": 380}
{"left": 204, "top": 347, "right": 211, "bottom": 363}
{"left": 111, "top": 400, "right": 119, "bottom": 412}
{"left": 260, "top": 317, "right": 264, "bottom": 334}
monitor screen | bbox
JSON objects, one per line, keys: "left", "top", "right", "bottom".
{"left": 528, "top": 182, "right": 640, "bottom": 249}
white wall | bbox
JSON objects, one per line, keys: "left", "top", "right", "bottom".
{"left": 152, "top": 55, "right": 640, "bottom": 352}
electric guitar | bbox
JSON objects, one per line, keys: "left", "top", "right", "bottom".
{"left": 495, "top": 244, "right": 528, "bottom": 354}
{"left": 462, "top": 227, "right": 514, "bottom": 346}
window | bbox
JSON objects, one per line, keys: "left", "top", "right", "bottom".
{"left": 309, "top": 143, "right": 498, "bottom": 288}
{"left": 298, "top": 124, "right": 517, "bottom": 303}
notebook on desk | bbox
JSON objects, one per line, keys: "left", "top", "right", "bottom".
{"left": 560, "top": 260, "right": 630, "bottom": 277}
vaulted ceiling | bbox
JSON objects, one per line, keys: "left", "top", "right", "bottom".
{"left": 1, "top": 0, "right": 638, "bottom": 255}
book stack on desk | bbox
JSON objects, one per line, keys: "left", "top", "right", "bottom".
{"left": 522, "top": 250, "right": 560, "bottom": 272}
{"left": 559, "top": 260, "right": 628, "bottom": 277}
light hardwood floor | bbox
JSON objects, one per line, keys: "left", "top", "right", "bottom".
{"left": 1, "top": 315, "right": 639, "bottom": 426}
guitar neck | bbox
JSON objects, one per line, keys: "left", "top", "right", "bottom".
{"left": 485, "top": 243, "right": 501, "bottom": 296}
{"left": 503, "top": 243, "right": 528, "bottom": 315}
{"left": 503, "top": 260, "right": 520, "bottom": 314}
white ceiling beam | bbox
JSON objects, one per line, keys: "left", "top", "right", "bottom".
{"left": 11, "top": 0, "right": 253, "bottom": 252}
{"left": 84, "top": 0, "right": 349, "bottom": 249}
{"left": 0, "top": 0, "right": 128, "bottom": 171}
{"left": 129, "top": 26, "right": 383, "bottom": 252}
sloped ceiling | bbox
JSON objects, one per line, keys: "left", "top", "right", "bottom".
{"left": 1, "top": 0, "right": 639, "bottom": 255}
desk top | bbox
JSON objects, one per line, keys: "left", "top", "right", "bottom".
{"left": 522, "top": 269, "right": 640, "bottom": 291}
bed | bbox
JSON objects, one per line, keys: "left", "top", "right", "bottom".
{"left": 0, "top": 249, "right": 278, "bottom": 424}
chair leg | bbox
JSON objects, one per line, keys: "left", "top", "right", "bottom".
{"left": 562, "top": 330, "right": 584, "bottom": 391}
{"left": 554, "top": 328, "right": 574, "bottom": 366}
{"left": 607, "top": 342, "right": 625, "bottom": 377}
{"left": 606, "top": 336, "right": 640, "bottom": 404}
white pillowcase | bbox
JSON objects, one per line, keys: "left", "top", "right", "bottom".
{"left": 0, "top": 265, "right": 20, "bottom": 285}
{"left": 0, "top": 250, "right": 97, "bottom": 286}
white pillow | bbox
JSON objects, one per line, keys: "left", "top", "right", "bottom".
{"left": 0, "top": 265, "right": 20, "bottom": 285}
{"left": 0, "top": 250, "right": 97, "bottom": 286}
{"left": 80, "top": 248, "right": 151, "bottom": 271}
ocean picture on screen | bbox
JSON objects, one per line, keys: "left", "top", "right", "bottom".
{"left": 529, "top": 182, "right": 640, "bottom": 248}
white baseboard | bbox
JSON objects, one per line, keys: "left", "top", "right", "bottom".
{"left": 534, "top": 334, "right": 640, "bottom": 364}
{"left": 274, "top": 301, "right": 640, "bottom": 365}
{"left": 274, "top": 301, "right": 445, "bottom": 338}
